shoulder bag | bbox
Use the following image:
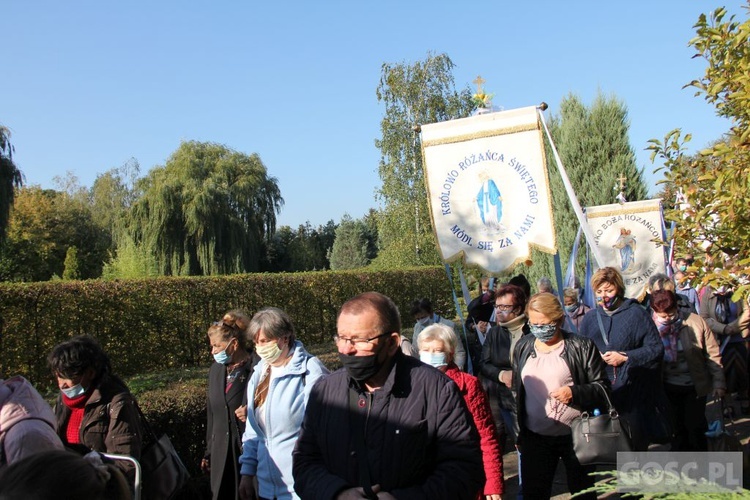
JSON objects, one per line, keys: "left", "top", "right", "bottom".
{"left": 570, "top": 382, "right": 632, "bottom": 466}
{"left": 135, "top": 404, "right": 191, "bottom": 500}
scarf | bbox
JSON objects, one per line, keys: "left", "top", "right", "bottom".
{"left": 62, "top": 392, "right": 90, "bottom": 445}
{"left": 652, "top": 312, "right": 683, "bottom": 363}
{"left": 498, "top": 314, "right": 527, "bottom": 337}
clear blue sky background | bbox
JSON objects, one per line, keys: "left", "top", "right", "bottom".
{"left": 1, "top": 1, "right": 737, "bottom": 228}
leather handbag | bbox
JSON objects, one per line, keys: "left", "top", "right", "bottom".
{"left": 570, "top": 382, "right": 632, "bottom": 466}
{"left": 136, "top": 405, "right": 191, "bottom": 500}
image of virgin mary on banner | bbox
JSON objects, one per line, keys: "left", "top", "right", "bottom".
{"left": 585, "top": 199, "right": 668, "bottom": 298}
{"left": 420, "top": 106, "right": 556, "bottom": 274}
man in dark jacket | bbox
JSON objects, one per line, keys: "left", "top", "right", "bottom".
{"left": 293, "top": 292, "right": 484, "bottom": 500}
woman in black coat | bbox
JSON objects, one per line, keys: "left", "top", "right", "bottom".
{"left": 202, "top": 311, "right": 259, "bottom": 500}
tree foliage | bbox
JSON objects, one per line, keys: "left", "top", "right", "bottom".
{"left": 265, "top": 221, "right": 337, "bottom": 272}
{"left": 0, "top": 125, "right": 23, "bottom": 245}
{"left": 128, "top": 141, "right": 283, "bottom": 276}
{"left": 372, "top": 52, "right": 473, "bottom": 268}
{"left": 0, "top": 186, "right": 110, "bottom": 281}
{"left": 519, "top": 92, "right": 649, "bottom": 285}
{"left": 91, "top": 158, "right": 140, "bottom": 245}
{"left": 62, "top": 246, "right": 81, "bottom": 280}
{"left": 647, "top": 5, "right": 750, "bottom": 298}
{"left": 329, "top": 214, "right": 374, "bottom": 270}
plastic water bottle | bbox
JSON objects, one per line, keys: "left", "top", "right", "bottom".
{"left": 592, "top": 408, "right": 601, "bottom": 417}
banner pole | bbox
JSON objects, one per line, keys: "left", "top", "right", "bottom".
{"left": 443, "top": 263, "right": 473, "bottom": 374}
{"left": 537, "top": 104, "right": 605, "bottom": 268}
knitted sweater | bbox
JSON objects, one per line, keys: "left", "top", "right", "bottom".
{"left": 578, "top": 298, "right": 663, "bottom": 391}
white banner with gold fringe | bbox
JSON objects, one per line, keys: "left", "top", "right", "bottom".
{"left": 420, "top": 106, "right": 556, "bottom": 273}
{"left": 585, "top": 199, "right": 667, "bottom": 299}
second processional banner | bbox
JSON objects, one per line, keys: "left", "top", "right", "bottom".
{"left": 420, "top": 106, "right": 556, "bottom": 273}
{"left": 585, "top": 199, "right": 668, "bottom": 298}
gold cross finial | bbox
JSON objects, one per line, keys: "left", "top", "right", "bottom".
{"left": 473, "top": 75, "right": 486, "bottom": 94}
{"left": 618, "top": 173, "right": 627, "bottom": 191}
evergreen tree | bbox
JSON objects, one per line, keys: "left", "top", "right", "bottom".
{"left": 519, "top": 92, "right": 650, "bottom": 287}
{"left": 62, "top": 246, "right": 81, "bottom": 280}
{"left": 329, "top": 215, "right": 370, "bottom": 270}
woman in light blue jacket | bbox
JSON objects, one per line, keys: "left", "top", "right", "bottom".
{"left": 238, "top": 307, "right": 328, "bottom": 500}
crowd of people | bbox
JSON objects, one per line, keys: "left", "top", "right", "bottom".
{"left": 0, "top": 260, "right": 747, "bottom": 499}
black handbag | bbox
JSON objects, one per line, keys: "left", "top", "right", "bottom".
{"left": 570, "top": 382, "right": 632, "bottom": 466}
{"left": 136, "top": 405, "right": 191, "bottom": 500}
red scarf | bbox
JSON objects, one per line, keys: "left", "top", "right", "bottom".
{"left": 62, "top": 392, "right": 89, "bottom": 444}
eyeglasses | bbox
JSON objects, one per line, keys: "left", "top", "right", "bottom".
{"left": 333, "top": 332, "right": 391, "bottom": 351}
{"left": 494, "top": 304, "right": 516, "bottom": 312}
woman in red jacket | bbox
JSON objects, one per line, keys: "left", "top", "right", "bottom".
{"left": 417, "top": 323, "right": 503, "bottom": 500}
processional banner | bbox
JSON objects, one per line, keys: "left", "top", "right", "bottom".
{"left": 585, "top": 199, "right": 667, "bottom": 299}
{"left": 420, "top": 106, "right": 556, "bottom": 274}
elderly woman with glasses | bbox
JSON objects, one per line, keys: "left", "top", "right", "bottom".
{"left": 513, "top": 293, "right": 610, "bottom": 499}
{"left": 238, "top": 307, "right": 328, "bottom": 500}
{"left": 202, "top": 311, "right": 260, "bottom": 500}
{"left": 417, "top": 324, "right": 504, "bottom": 500}
{"left": 479, "top": 284, "right": 529, "bottom": 444}
{"left": 48, "top": 335, "right": 144, "bottom": 484}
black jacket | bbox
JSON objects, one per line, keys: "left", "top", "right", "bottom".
{"left": 292, "top": 351, "right": 484, "bottom": 500}
{"left": 512, "top": 331, "right": 611, "bottom": 440}
{"left": 479, "top": 323, "right": 530, "bottom": 411}
{"left": 205, "top": 354, "right": 258, "bottom": 500}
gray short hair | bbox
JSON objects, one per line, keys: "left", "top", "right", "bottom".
{"left": 247, "top": 307, "right": 296, "bottom": 344}
{"left": 537, "top": 277, "right": 553, "bottom": 293}
{"left": 416, "top": 323, "right": 457, "bottom": 359}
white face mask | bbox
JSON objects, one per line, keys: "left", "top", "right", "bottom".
{"left": 256, "top": 340, "right": 284, "bottom": 364}
{"left": 418, "top": 316, "right": 432, "bottom": 326}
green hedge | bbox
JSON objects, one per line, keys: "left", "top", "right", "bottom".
{"left": 0, "top": 267, "right": 454, "bottom": 390}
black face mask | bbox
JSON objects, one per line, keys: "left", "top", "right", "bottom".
{"left": 339, "top": 350, "right": 384, "bottom": 382}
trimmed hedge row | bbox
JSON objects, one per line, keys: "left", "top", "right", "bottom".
{"left": 0, "top": 267, "right": 453, "bottom": 390}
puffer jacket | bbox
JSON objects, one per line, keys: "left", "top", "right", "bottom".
{"left": 512, "top": 331, "right": 611, "bottom": 440}
{"left": 444, "top": 364, "right": 503, "bottom": 498}
{"left": 292, "top": 350, "right": 484, "bottom": 500}
{"left": 0, "top": 376, "right": 64, "bottom": 468}
{"left": 54, "top": 374, "right": 143, "bottom": 480}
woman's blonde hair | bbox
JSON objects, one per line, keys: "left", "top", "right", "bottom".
{"left": 590, "top": 267, "right": 625, "bottom": 296}
{"left": 526, "top": 292, "right": 565, "bottom": 323}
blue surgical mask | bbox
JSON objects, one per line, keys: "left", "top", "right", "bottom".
{"left": 62, "top": 384, "right": 86, "bottom": 399}
{"left": 418, "top": 316, "right": 432, "bottom": 326}
{"left": 529, "top": 324, "right": 558, "bottom": 342}
{"left": 213, "top": 341, "right": 233, "bottom": 365}
{"left": 564, "top": 303, "right": 578, "bottom": 313}
{"left": 419, "top": 351, "right": 448, "bottom": 368}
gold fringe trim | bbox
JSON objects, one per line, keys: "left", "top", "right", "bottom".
{"left": 422, "top": 123, "right": 539, "bottom": 147}
{"left": 587, "top": 204, "right": 661, "bottom": 219}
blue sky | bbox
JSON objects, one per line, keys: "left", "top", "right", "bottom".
{"left": 1, "top": 1, "right": 737, "bottom": 228}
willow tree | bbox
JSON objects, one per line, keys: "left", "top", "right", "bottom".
{"left": 0, "top": 125, "right": 23, "bottom": 244}
{"left": 128, "top": 141, "right": 283, "bottom": 276}
{"left": 372, "top": 53, "right": 473, "bottom": 268}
